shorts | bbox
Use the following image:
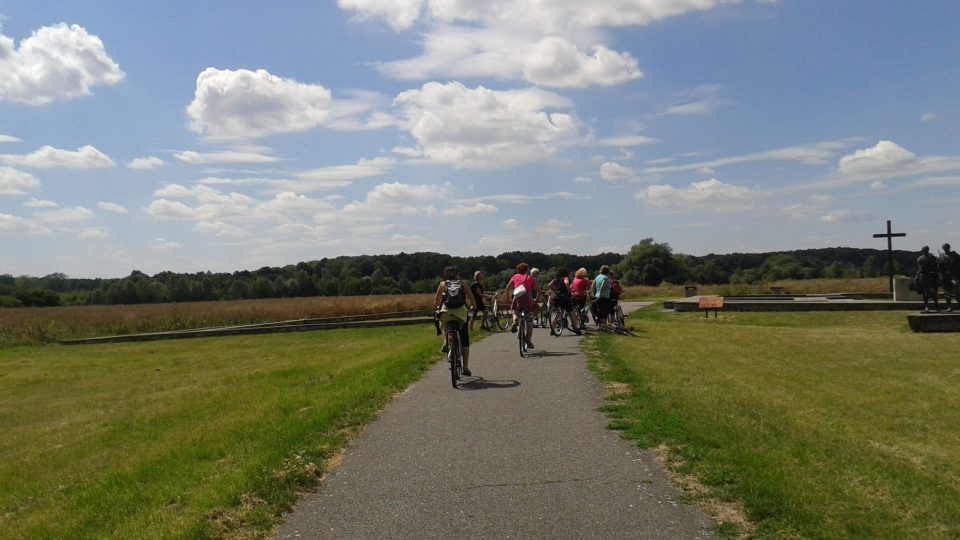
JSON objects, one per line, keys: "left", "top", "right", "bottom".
{"left": 595, "top": 297, "right": 614, "bottom": 319}
{"left": 439, "top": 308, "right": 470, "bottom": 347}
{"left": 554, "top": 296, "right": 574, "bottom": 312}
{"left": 571, "top": 296, "right": 586, "bottom": 309}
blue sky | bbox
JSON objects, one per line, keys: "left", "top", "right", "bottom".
{"left": 1, "top": 1, "right": 958, "bottom": 278}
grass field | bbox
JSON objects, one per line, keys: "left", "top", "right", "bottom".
{"left": 0, "top": 326, "right": 440, "bottom": 539}
{"left": 590, "top": 306, "right": 960, "bottom": 539}
{"left": 0, "top": 294, "right": 434, "bottom": 346}
{"left": 623, "top": 277, "right": 891, "bottom": 299}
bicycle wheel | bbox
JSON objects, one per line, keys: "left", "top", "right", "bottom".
{"left": 550, "top": 305, "right": 564, "bottom": 336}
{"left": 449, "top": 331, "right": 461, "bottom": 387}
{"left": 479, "top": 308, "right": 491, "bottom": 331}
{"left": 614, "top": 304, "right": 625, "bottom": 326}
{"left": 517, "top": 314, "right": 528, "bottom": 357}
{"left": 493, "top": 300, "right": 508, "bottom": 331}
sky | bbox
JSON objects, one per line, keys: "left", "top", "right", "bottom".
{"left": 1, "top": 1, "right": 958, "bottom": 279}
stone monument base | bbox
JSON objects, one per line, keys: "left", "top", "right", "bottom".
{"left": 907, "top": 312, "right": 960, "bottom": 332}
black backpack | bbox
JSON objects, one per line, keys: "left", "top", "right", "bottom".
{"left": 443, "top": 280, "right": 466, "bottom": 308}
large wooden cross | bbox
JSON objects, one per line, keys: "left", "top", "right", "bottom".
{"left": 872, "top": 220, "right": 906, "bottom": 293}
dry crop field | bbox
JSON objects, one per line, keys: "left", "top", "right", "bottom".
{"left": 0, "top": 294, "right": 434, "bottom": 345}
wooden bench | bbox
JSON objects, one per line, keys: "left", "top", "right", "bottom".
{"left": 698, "top": 295, "right": 724, "bottom": 318}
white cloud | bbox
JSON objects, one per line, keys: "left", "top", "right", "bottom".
{"left": 194, "top": 220, "right": 250, "bottom": 238}
{"left": 820, "top": 209, "right": 870, "bottom": 223}
{"left": 599, "top": 135, "right": 657, "bottom": 147}
{"left": 277, "top": 157, "right": 396, "bottom": 193}
{"left": 146, "top": 199, "right": 200, "bottom": 220}
{"left": 453, "top": 192, "right": 578, "bottom": 205}
{"left": 574, "top": 176, "right": 592, "bottom": 184}
{"left": 393, "top": 81, "right": 577, "bottom": 169}
{"left": 23, "top": 197, "right": 56, "bottom": 208}
{"left": 837, "top": 140, "right": 917, "bottom": 176}
{"left": 343, "top": 182, "right": 449, "bottom": 219}
{"left": 127, "top": 156, "right": 164, "bottom": 170}
{"left": 187, "top": 68, "right": 332, "bottom": 141}
{"left": 152, "top": 238, "right": 183, "bottom": 250}
{"left": 641, "top": 140, "right": 855, "bottom": 175}
{"left": 78, "top": 227, "right": 109, "bottom": 239}
{"left": 173, "top": 148, "right": 279, "bottom": 165}
{"left": 920, "top": 112, "right": 937, "bottom": 123}
{"left": 599, "top": 161, "right": 635, "bottom": 182}
{"left": 0, "top": 23, "right": 124, "bottom": 105}
{"left": 0, "top": 213, "right": 36, "bottom": 233}
{"left": 0, "top": 145, "right": 115, "bottom": 169}
{"left": 442, "top": 202, "right": 498, "bottom": 217}
{"left": 502, "top": 218, "right": 519, "bottom": 230}
{"left": 97, "top": 201, "right": 128, "bottom": 214}
{"left": 522, "top": 37, "right": 642, "bottom": 88}
{"left": 0, "top": 167, "right": 41, "bottom": 195}
{"left": 253, "top": 192, "right": 335, "bottom": 221}
{"left": 344, "top": 0, "right": 732, "bottom": 88}
{"left": 34, "top": 206, "right": 96, "bottom": 224}
{"left": 636, "top": 178, "right": 758, "bottom": 211}
{"left": 0, "top": 134, "right": 22, "bottom": 143}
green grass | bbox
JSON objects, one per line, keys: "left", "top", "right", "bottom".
{"left": 0, "top": 326, "right": 439, "bottom": 539}
{"left": 589, "top": 307, "right": 960, "bottom": 539}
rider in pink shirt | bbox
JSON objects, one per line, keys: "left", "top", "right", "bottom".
{"left": 569, "top": 267, "right": 591, "bottom": 312}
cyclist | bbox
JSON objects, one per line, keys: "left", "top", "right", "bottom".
{"left": 593, "top": 265, "right": 614, "bottom": 324}
{"left": 469, "top": 271, "right": 486, "bottom": 331}
{"left": 434, "top": 266, "right": 478, "bottom": 376}
{"left": 530, "top": 267, "right": 544, "bottom": 325}
{"left": 548, "top": 267, "right": 581, "bottom": 335}
{"left": 506, "top": 262, "right": 539, "bottom": 350}
{"left": 570, "top": 267, "right": 590, "bottom": 321}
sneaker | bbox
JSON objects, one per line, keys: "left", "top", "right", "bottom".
{"left": 510, "top": 322, "right": 518, "bottom": 333}
{"left": 440, "top": 342, "right": 449, "bottom": 353}
{"left": 573, "top": 328, "right": 582, "bottom": 335}
{"left": 462, "top": 367, "right": 472, "bottom": 376}
{"left": 526, "top": 341, "right": 535, "bottom": 350}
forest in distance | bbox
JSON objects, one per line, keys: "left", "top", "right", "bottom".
{"left": 2, "top": 239, "right": 921, "bottom": 308}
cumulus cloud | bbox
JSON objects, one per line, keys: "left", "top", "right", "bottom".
{"left": 23, "top": 197, "right": 56, "bottom": 208}
{"left": 127, "top": 156, "right": 164, "bottom": 170}
{"left": 0, "top": 23, "right": 124, "bottom": 105}
{"left": 442, "top": 202, "right": 498, "bottom": 217}
{"left": 837, "top": 140, "right": 917, "bottom": 176}
{"left": 187, "top": 68, "right": 332, "bottom": 141}
{"left": 599, "top": 161, "right": 635, "bottom": 182}
{"left": 820, "top": 209, "right": 870, "bottom": 223}
{"left": 0, "top": 167, "right": 41, "bottom": 195}
{"left": 78, "top": 227, "right": 109, "bottom": 239}
{"left": 97, "top": 201, "right": 128, "bottom": 214}
{"left": 393, "top": 82, "right": 577, "bottom": 169}
{"left": 33, "top": 206, "right": 96, "bottom": 224}
{"left": 0, "top": 134, "right": 22, "bottom": 143}
{"left": 0, "top": 145, "right": 115, "bottom": 169}
{"left": 636, "top": 178, "right": 758, "bottom": 211}
{"left": 341, "top": 0, "right": 734, "bottom": 87}
{"left": 152, "top": 238, "right": 183, "bottom": 250}
{"left": 194, "top": 220, "right": 250, "bottom": 238}
{"left": 173, "top": 148, "right": 279, "bottom": 165}
{"left": 343, "top": 182, "right": 449, "bottom": 219}
{"left": 599, "top": 135, "right": 657, "bottom": 147}
{"left": 0, "top": 213, "right": 49, "bottom": 234}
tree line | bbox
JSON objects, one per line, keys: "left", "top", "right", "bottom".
{"left": 1, "top": 240, "right": 920, "bottom": 308}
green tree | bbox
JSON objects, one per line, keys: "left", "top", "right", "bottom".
{"left": 615, "top": 239, "right": 686, "bottom": 286}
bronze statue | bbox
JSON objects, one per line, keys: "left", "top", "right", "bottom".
{"left": 939, "top": 243, "right": 960, "bottom": 312}
{"left": 917, "top": 245, "right": 939, "bottom": 312}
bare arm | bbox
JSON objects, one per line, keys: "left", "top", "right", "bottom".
{"left": 433, "top": 282, "right": 444, "bottom": 311}
{"left": 463, "top": 280, "right": 477, "bottom": 310}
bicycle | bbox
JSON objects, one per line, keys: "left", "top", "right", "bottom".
{"left": 514, "top": 307, "right": 532, "bottom": 357}
{"left": 549, "top": 301, "right": 566, "bottom": 336}
{"left": 477, "top": 292, "right": 508, "bottom": 331}
{"left": 612, "top": 301, "right": 625, "bottom": 327}
{"left": 437, "top": 313, "right": 464, "bottom": 388}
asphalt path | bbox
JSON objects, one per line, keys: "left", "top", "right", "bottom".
{"left": 274, "top": 301, "right": 716, "bottom": 539}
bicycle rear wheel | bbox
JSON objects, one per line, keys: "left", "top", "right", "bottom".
{"left": 550, "top": 305, "right": 564, "bottom": 336}
{"left": 492, "top": 299, "right": 508, "bottom": 331}
{"left": 517, "top": 314, "right": 528, "bottom": 357}
{"left": 614, "top": 304, "right": 625, "bottom": 326}
{"left": 449, "top": 331, "right": 461, "bottom": 387}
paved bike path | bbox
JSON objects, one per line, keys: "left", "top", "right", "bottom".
{"left": 274, "top": 302, "right": 716, "bottom": 539}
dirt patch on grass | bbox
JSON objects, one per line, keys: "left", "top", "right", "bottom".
{"left": 652, "top": 444, "right": 755, "bottom": 538}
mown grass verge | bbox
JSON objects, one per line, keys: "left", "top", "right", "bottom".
{"left": 588, "top": 306, "right": 960, "bottom": 539}
{"left": 0, "top": 326, "right": 440, "bottom": 539}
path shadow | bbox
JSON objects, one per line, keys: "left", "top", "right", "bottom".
{"left": 458, "top": 377, "right": 521, "bottom": 391}
{"left": 525, "top": 350, "right": 577, "bottom": 358}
